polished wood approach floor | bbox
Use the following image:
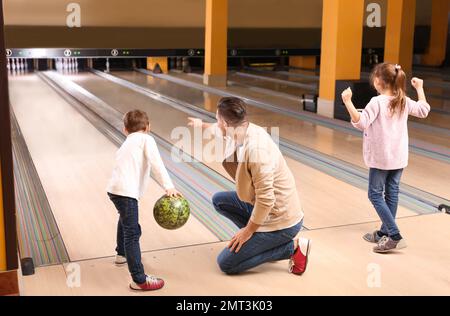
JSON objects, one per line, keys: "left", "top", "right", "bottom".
{"left": 19, "top": 214, "right": 450, "bottom": 296}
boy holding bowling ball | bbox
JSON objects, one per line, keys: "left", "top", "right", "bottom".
{"left": 107, "top": 110, "right": 181, "bottom": 291}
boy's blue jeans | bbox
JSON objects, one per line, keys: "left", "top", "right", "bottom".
{"left": 212, "top": 191, "right": 302, "bottom": 275}
{"left": 108, "top": 193, "right": 146, "bottom": 284}
{"left": 368, "top": 168, "right": 403, "bottom": 238}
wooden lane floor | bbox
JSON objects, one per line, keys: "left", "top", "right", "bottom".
{"left": 409, "top": 89, "right": 450, "bottom": 129}
{"left": 66, "top": 72, "right": 416, "bottom": 229}
{"left": 233, "top": 68, "right": 450, "bottom": 130}
{"left": 227, "top": 71, "right": 317, "bottom": 97}
{"left": 19, "top": 213, "right": 450, "bottom": 296}
{"left": 170, "top": 70, "right": 450, "bottom": 148}
{"left": 8, "top": 74, "right": 220, "bottom": 262}
{"left": 241, "top": 67, "right": 450, "bottom": 113}
{"left": 124, "top": 68, "right": 450, "bottom": 153}
{"left": 107, "top": 71, "right": 450, "bottom": 200}
{"left": 19, "top": 264, "right": 73, "bottom": 296}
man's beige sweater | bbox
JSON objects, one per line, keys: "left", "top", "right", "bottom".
{"left": 221, "top": 123, "right": 304, "bottom": 232}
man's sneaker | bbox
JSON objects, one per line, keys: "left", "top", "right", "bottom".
{"left": 289, "top": 238, "right": 311, "bottom": 275}
{"left": 130, "top": 275, "right": 165, "bottom": 291}
{"left": 363, "top": 231, "right": 385, "bottom": 244}
{"left": 114, "top": 255, "right": 127, "bottom": 266}
{"left": 373, "top": 236, "right": 407, "bottom": 253}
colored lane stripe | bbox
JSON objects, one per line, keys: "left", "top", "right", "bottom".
{"left": 11, "top": 111, "right": 69, "bottom": 267}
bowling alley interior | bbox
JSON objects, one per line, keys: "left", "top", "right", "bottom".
{"left": 0, "top": 0, "right": 449, "bottom": 297}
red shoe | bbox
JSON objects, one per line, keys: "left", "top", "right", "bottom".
{"left": 289, "top": 238, "right": 311, "bottom": 275}
{"left": 130, "top": 275, "right": 165, "bottom": 291}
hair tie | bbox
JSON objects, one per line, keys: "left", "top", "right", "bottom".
{"left": 393, "top": 64, "right": 401, "bottom": 78}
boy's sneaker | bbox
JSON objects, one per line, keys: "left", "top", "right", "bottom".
{"left": 114, "top": 255, "right": 127, "bottom": 266}
{"left": 130, "top": 275, "right": 165, "bottom": 291}
{"left": 373, "top": 236, "right": 407, "bottom": 253}
{"left": 289, "top": 238, "right": 311, "bottom": 275}
{"left": 363, "top": 231, "right": 385, "bottom": 244}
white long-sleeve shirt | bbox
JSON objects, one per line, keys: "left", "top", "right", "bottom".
{"left": 107, "top": 132, "right": 174, "bottom": 200}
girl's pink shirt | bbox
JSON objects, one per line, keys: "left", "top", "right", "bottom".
{"left": 352, "top": 95, "right": 430, "bottom": 170}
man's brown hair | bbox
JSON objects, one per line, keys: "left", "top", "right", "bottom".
{"left": 217, "top": 97, "right": 247, "bottom": 127}
{"left": 123, "top": 110, "right": 149, "bottom": 133}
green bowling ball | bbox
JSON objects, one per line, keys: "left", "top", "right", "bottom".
{"left": 153, "top": 195, "right": 190, "bottom": 230}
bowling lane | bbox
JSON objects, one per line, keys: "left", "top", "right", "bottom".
{"left": 66, "top": 71, "right": 417, "bottom": 229}
{"left": 238, "top": 68, "right": 319, "bottom": 84}
{"left": 110, "top": 70, "right": 450, "bottom": 200}
{"left": 227, "top": 71, "right": 317, "bottom": 97}
{"left": 408, "top": 80, "right": 450, "bottom": 129}
{"left": 8, "top": 74, "right": 220, "bottom": 261}
{"left": 266, "top": 66, "right": 450, "bottom": 119}
{"left": 409, "top": 104, "right": 450, "bottom": 129}
{"left": 169, "top": 70, "right": 450, "bottom": 149}
{"left": 238, "top": 68, "right": 450, "bottom": 130}
{"left": 274, "top": 68, "right": 320, "bottom": 78}
{"left": 412, "top": 66, "right": 450, "bottom": 79}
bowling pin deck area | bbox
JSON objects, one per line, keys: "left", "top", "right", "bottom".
{"left": 8, "top": 71, "right": 450, "bottom": 296}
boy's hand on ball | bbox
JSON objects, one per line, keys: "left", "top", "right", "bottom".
{"left": 341, "top": 87, "right": 353, "bottom": 104}
{"left": 165, "top": 188, "right": 182, "bottom": 197}
{"left": 411, "top": 77, "right": 424, "bottom": 90}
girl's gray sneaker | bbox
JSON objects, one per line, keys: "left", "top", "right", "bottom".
{"left": 373, "top": 236, "right": 407, "bottom": 253}
{"left": 363, "top": 231, "right": 384, "bottom": 243}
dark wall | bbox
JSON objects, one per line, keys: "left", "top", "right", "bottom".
{"left": 5, "top": 26, "right": 430, "bottom": 52}
{"left": 5, "top": 26, "right": 205, "bottom": 49}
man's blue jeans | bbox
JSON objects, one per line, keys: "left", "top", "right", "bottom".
{"left": 108, "top": 193, "right": 146, "bottom": 284}
{"left": 368, "top": 168, "right": 403, "bottom": 237}
{"left": 212, "top": 191, "right": 302, "bottom": 275}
